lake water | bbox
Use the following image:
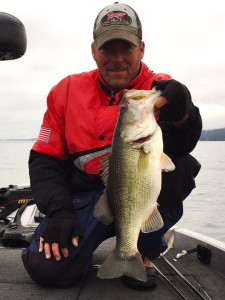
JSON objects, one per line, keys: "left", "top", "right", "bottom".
{"left": 0, "top": 141, "right": 225, "bottom": 243}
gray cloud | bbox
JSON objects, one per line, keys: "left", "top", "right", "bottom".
{"left": 0, "top": 0, "right": 225, "bottom": 139}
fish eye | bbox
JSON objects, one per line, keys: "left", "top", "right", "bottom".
{"left": 120, "top": 105, "right": 127, "bottom": 112}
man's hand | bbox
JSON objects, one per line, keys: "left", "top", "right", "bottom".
{"left": 39, "top": 210, "right": 82, "bottom": 261}
{"left": 154, "top": 96, "right": 168, "bottom": 114}
{"left": 155, "top": 96, "right": 189, "bottom": 128}
{"left": 39, "top": 236, "right": 79, "bottom": 261}
{"left": 152, "top": 79, "right": 192, "bottom": 125}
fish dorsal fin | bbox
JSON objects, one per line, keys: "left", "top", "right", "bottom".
{"left": 138, "top": 150, "right": 149, "bottom": 173}
{"left": 94, "top": 191, "right": 114, "bottom": 225}
{"left": 161, "top": 153, "right": 175, "bottom": 172}
{"left": 141, "top": 207, "right": 164, "bottom": 233}
{"left": 99, "top": 155, "right": 110, "bottom": 185}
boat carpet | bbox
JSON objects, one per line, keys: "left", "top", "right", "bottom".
{"left": 0, "top": 237, "right": 224, "bottom": 300}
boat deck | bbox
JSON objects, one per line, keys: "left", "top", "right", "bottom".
{"left": 0, "top": 237, "right": 224, "bottom": 300}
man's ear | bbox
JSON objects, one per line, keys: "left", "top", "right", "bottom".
{"left": 91, "top": 42, "right": 96, "bottom": 61}
{"left": 140, "top": 41, "right": 145, "bottom": 60}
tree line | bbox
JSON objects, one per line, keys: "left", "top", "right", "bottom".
{"left": 200, "top": 128, "right": 225, "bottom": 141}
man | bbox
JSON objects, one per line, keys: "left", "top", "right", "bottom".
{"left": 22, "top": 2, "right": 202, "bottom": 289}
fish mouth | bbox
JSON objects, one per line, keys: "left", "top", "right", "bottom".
{"left": 131, "top": 134, "right": 152, "bottom": 145}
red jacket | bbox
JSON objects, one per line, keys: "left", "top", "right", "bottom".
{"left": 32, "top": 62, "right": 171, "bottom": 175}
{"left": 29, "top": 62, "right": 202, "bottom": 214}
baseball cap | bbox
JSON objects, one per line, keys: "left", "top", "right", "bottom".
{"left": 93, "top": 2, "right": 142, "bottom": 49}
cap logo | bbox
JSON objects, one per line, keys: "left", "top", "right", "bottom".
{"left": 101, "top": 11, "right": 132, "bottom": 26}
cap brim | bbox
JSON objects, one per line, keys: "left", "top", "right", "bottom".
{"left": 95, "top": 29, "right": 140, "bottom": 49}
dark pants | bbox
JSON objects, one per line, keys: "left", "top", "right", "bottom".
{"left": 22, "top": 190, "right": 182, "bottom": 287}
{"left": 22, "top": 155, "right": 200, "bottom": 287}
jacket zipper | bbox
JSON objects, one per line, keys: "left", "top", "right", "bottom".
{"left": 109, "top": 89, "right": 116, "bottom": 106}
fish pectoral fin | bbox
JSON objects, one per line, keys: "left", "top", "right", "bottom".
{"left": 99, "top": 155, "right": 110, "bottom": 185}
{"left": 94, "top": 191, "right": 114, "bottom": 225}
{"left": 138, "top": 150, "right": 149, "bottom": 173}
{"left": 161, "top": 152, "right": 175, "bottom": 172}
{"left": 141, "top": 207, "right": 164, "bottom": 233}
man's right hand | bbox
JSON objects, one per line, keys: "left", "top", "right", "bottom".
{"left": 39, "top": 210, "right": 82, "bottom": 261}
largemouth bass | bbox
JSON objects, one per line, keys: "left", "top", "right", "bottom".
{"left": 94, "top": 89, "right": 175, "bottom": 282}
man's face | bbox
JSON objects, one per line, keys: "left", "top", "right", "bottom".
{"left": 92, "top": 39, "right": 145, "bottom": 89}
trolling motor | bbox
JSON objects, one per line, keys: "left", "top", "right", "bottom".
{"left": 0, "top": 11, "right": 28, "bottom": 220}
{"left": 0, "top": 12, "right": 29, "bottom": 245}
{"left": 0, "top": 12, "right": 27, "bottom": 60}
{"left": 0, "top": 185, "right": 43, "bottom": 247}
{"left": 0, "top": 185, "right": 33, "bottom": 222}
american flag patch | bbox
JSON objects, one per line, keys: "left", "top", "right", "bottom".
{"left": 38, "top": 127, "right": 51, "bottom": 143}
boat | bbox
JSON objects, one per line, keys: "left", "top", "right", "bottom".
{"left": 1, "top": 12, "right": 224, "bottom": 300}
{"left": 0, "top": 184, "right": 225, "bottom": 299}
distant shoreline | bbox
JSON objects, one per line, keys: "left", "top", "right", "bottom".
{"left": 200, "top": 127, "right": 225, "bottom": 141}
{"left": 0, "top": 139, "right": 36, "bottom": 141}
{"left": 1, "top": 127, "right": 225, "bottom": 141}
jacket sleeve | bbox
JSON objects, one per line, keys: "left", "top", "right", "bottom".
{"left": 29, "top": 77, "right": 73, "bottom": 215}
{"left": 29, "top": 150, "right": 73, "bottom": 215}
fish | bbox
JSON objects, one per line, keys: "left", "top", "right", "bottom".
{"left": 94, "top": 89, "right": 175, "bottom": 282}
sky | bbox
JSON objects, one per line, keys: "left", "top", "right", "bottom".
{"left": 0, "top": 0, "right": 225, "bottom": 139}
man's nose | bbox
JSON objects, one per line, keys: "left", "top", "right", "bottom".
{"left": 111, "top": 49, "right": 124, "bottom": 62}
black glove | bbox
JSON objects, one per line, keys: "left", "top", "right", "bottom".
{"left": 152, "top": 79, "right": 192, "bottom": 122}
{"left": 41, "top": 210, "right": 82, "bottom": 248}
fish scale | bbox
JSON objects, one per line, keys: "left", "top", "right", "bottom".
{"left": 94, "top": 89, "right": 175, "bottom": 282}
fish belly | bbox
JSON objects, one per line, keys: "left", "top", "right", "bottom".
{"left": 97, "top": 134, "right": 162, "bottom": 282}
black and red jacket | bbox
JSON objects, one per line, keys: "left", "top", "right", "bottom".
{"left": 29, "top": 62, "right": 202, "bottom": 215}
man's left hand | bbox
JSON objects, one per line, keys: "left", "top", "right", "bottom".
{"left": 153, "top": 79, "right": 192, "bottom": 126}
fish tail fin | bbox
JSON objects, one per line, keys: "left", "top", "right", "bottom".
{"left": 97, "top": 250, "right": 147, "bottom": 282}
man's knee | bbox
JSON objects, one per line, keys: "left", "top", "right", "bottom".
{"left": 22, "top": 248, "right": 91, "bottom": 287}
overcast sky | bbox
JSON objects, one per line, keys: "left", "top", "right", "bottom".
{"left": 0, "top": 0, "right": 225, "bottom": 139}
